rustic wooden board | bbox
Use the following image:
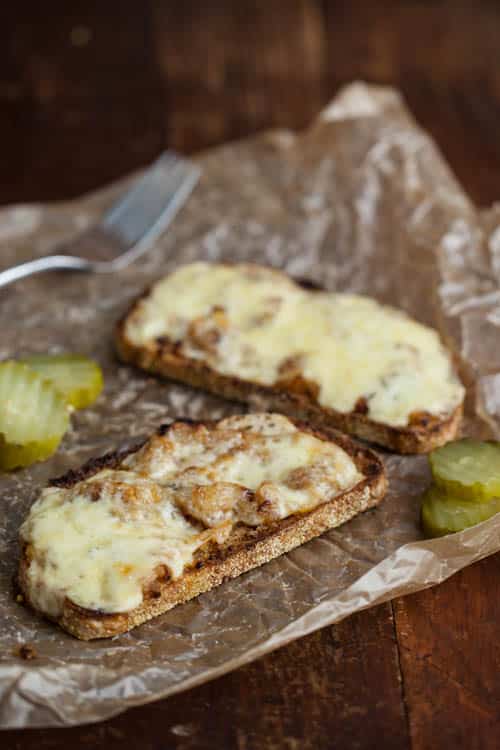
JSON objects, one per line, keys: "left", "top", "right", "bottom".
{"left": 394, "top": 556, "right": 500, "bottom": 750}
{"left": 2, "top": 1, "right": 500, "bottom": 747}
{"left": 2, "top": 605, "right": 409, "bottom": 749}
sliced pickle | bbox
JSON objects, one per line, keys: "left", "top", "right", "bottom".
{"left": 430, "top": 439, "right": 500, "bottom": 502}
{"left": 21, "top": 354, "right": 103, "bottom": 409}
{"left": 0, "top": 361, "right": 69, "bottom": 470}
{"left": 421, "top": 485, "right": 500, "bottom": 538}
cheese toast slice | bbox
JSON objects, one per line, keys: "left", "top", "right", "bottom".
{"left": 116, "top": 263, "right": 464, "bottom": 453}
{"left": 18, "top": 413, "right": 386, "bottom": 639}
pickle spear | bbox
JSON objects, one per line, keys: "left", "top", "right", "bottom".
{"left": 21, "top": 354, "right": 103, "bottom": 410}
{"left": 430, "top": 439, "right": 500, "bottom": 502}
{"left": 0, "top": 361, "right": 69, "bottom": 470}
{"left": 421, "top": 485, "right": 500, "bottom": 537}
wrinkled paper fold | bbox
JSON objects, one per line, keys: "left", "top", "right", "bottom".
{"left": 1, "top": 82, "right": 500, "bottom": 728}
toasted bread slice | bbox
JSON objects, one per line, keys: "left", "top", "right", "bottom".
{"left": 116, "top": 263, "right": 464, "bottom": 454}
{"left": 18, "top": 414, "right": 386, "bottom": 640}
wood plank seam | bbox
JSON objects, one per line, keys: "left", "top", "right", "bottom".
{"left": 398, "top": 642, "right": 497, "bottom": 722}
{"left": 390, "top": 600, "right": 413, "bottom": 749}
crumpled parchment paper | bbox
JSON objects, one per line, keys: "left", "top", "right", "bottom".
{"left": 2, "top": 82, "right": 500, "bottom": 729}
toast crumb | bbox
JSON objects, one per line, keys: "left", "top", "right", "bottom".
{"left": 16, "top": 644, "right": 37, "bottom": 661}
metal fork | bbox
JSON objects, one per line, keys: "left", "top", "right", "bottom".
{"left": 0, "top": 151, "right": 200, "bottom": 289}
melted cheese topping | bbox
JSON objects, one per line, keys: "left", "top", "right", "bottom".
{"left": 20, "top": 414, "right": 362, "bottom": 616}
{"left": 124, "top": 263, "right": 464, "bottom": 427}
{"left": 21, "top": 482, "right": 201, "bottom": 616}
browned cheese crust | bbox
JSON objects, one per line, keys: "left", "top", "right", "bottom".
{"left": 115, "top": 276, "right": 462, "bottom": 454}
{"left": 18, "top": 420, "right": 386, "bottom": 640}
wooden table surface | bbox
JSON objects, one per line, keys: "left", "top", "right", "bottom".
{"left": 2, "top": 2, "right": 500, "bottom": 748}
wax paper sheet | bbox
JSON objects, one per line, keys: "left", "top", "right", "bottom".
{"left": 2, "top": 82, "right": 500, "bottom": 729}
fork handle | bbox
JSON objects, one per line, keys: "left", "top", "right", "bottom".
{"left": 0, "top": 255, "right": 90, "bottom": 289}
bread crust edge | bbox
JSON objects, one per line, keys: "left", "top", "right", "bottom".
{"left": 115, "top": 302, "right": 462, "bottom": 454}
{"left": 18, "top": 420, "right": 386, "bottom": 640}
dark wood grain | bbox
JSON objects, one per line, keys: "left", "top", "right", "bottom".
{"left": 0, "top": 0, "right": 166, "bottom": 203}
{"left": 152, "top": 0, "right": 327, "bottom": 153}
{"left": 393, "top": 556, "right": 500, "bottom": 750}
{"left": 3, "top": 604, "right": 409, "bottom": 750}
{"left": 2, "top": 1, "right": 500, "bottom": 748}
{"left": 321, "top": 0, "right": 500, "bottom": 206}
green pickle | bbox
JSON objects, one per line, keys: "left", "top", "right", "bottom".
{"left": 0, "top": 361, "right": 69, "bottom": 470}
{"left": 430, "top": 439, "right": 500, "bottom": 502}
{"left": 421, "top": 486, "right": 500, "bottom": 537}
{"left": 21, "top": 354, "right": 103, "bottom": 410}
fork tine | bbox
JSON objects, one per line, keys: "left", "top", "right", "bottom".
{"left": 101, "top": 151, "right": 200, "bottom": 253}
{"left": 102, "top": 151, "right": 180, "bottom": 228}
{"left": 0, "top": 150, "right": 200, "bottom": 288}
